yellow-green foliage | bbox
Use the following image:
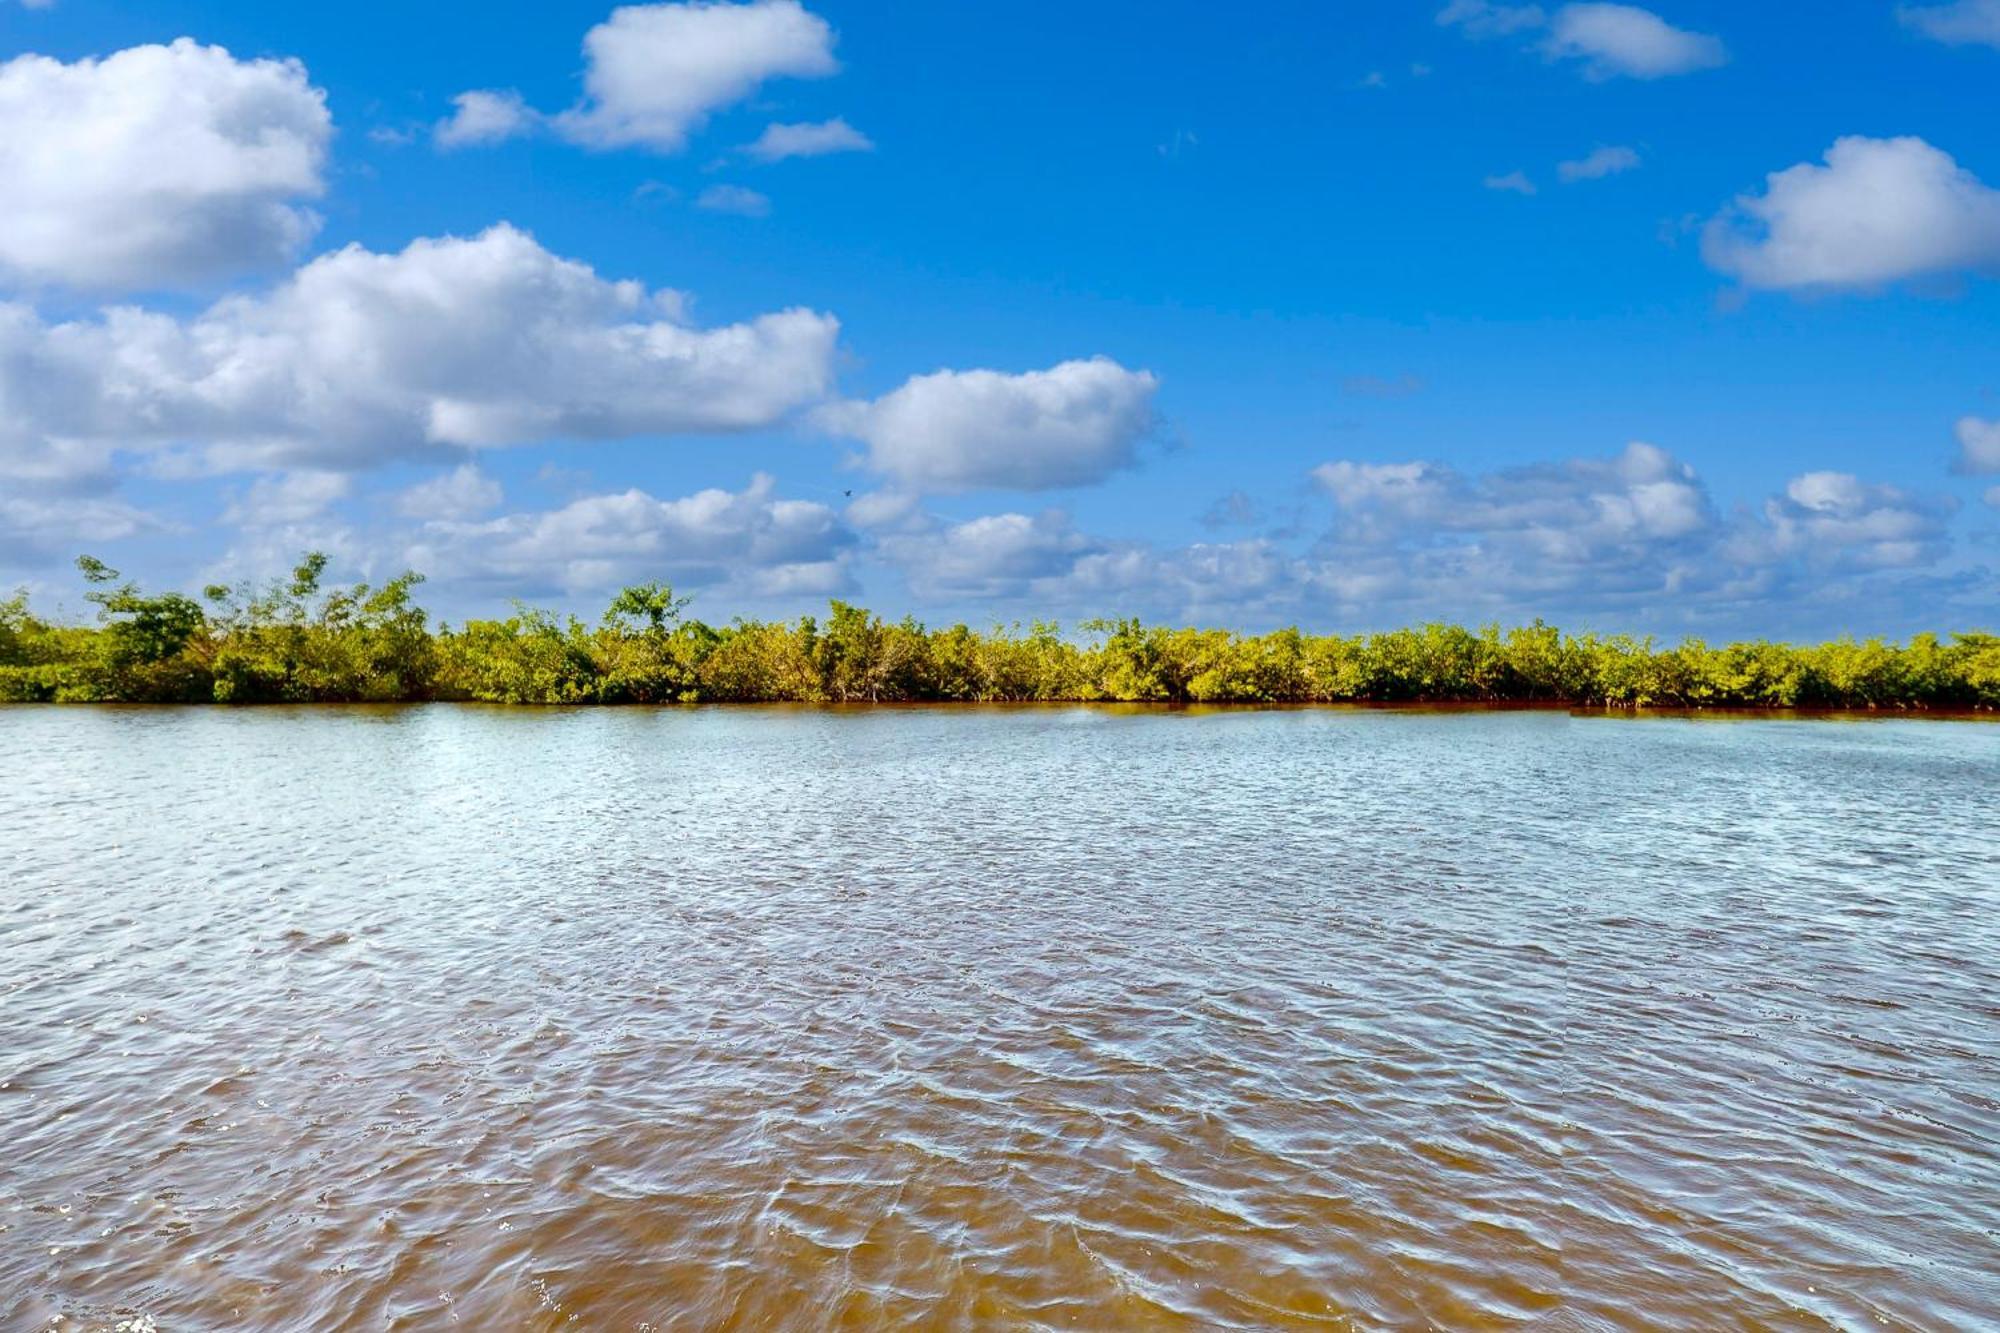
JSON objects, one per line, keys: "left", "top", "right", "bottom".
{"left": 2, "top": 552, "right": 1995, "bottom": 709}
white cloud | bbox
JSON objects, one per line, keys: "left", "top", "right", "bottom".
{"left": 1702, "top": 136, "right": 2000, "bottom": 292}
{"left": 1437, "top": 1, "right": 1548, "bottom": 37}
{"left": 1312, "top": 460, "right": 1447, "bottom": 512}
{"left": 876, "top": 508, "right": 1301, "bottom": 615}
{"left": 1484, "top": 170, "right": 1538, "bottom": 195}
{"left": 0, "top": 39, "right": 330, "bottom": 290}
{"left": 880, "top": 511, "right": 1101, "bottom": 599}
{"left": 852, "top": 444, "right": 1990, "bottom": 632}
{"left": 405, "top": 473, "right": 853, "bottom": 597}
{"left": 0, "top": 303, "right": 134, "bottom": 493}
{"left": 1299, "top": 445, "right": 1961, "bottom": 621}
{"left": 843, "top": 488, "right": 922, "bottom": 530}
{"left": 1545, "top": 4, "right": 1726, "bottom": 78}
{"left": 0, "top": 224, "right": 841, "bottom": 479}
{"left": 436, "top": 89, "right": 538, "bottom": 148}
{"left": 1956, "top": 416, "right": 2000, "bottom": 473}
{"left": 819, "top": 357, "right": 1160, "bottom": 493}
{"left": 1302, "top": 444, "right": 1718, "bottom": 614}
{"left": 1092, "top": 541, "right": 1301, "bottom": 614}
{"left": 880, "top": 447, "right": 1970, "bottom": 629}
{"left": 0, "top": 494, "right": 163, "bottom": 564}
{"left": 1442, "top": 4, "right": 1724, "bottom": 79}
{"left": 202, "top": 522, "right": 367, "bottom": 592}
{"left": 744, "top": 117, "right": 873, "bottom": 161}
{"left": 223, "top": 471, "right": 351, "bottom": 526}
{"left": 1314, "top": 442, "right": 1711, "bottom": 547}
{"left": 1738, "top": 472, "right": 1954, "bottom": 572}
{"left": 396, "top": 464, "right": 505, "bottom": 520}
{"left": 1558, "top": 144, "right": 1642, "bottom": 182}
{"left": 696, "top": 184, "right": 773, "bottom": 216}
{"left": 551, "top": 0, "right": 839, "bottom": 153}
{"left": 1900, "top": 0, "right": 2000, "bottom": 48}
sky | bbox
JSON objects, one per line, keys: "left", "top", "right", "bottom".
{"left": 1, "top": 0, "right": 1998, "bottom": 637}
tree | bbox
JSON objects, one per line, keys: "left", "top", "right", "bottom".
{"left": 76, "top": 556, "right": 206, "bottom": 668}
{"left": 604, "top": 582, "right": 691, "bottom": 636}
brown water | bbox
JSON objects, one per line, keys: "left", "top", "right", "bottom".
{"left": 2, "top": 706, "right": 1996, "bottom": 1331}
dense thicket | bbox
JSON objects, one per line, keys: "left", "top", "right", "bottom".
{"left": 2, "top": 554, "right": 1995, "bottom": 709}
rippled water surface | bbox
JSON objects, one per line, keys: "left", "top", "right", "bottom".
{"left": 3, "top": 706, "right": 1996, "bottom": 1330}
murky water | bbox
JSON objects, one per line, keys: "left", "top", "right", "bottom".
{"left": 2, "top": 706, "right": 1995, "bottom": 1330}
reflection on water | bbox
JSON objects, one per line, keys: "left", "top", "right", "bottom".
{"left": 2, "top": 706, "right": 1995, "bottom": 1330}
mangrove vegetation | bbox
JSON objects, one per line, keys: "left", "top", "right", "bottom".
{"left": 2, "top": 553, "right": 1995, "bottom": 709}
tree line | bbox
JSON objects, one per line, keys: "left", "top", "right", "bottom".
{"left": 1, "top": 553, "right": 1995, "bottom": 709}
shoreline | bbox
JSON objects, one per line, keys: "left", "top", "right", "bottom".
{"left": 9, "top": 554, "right": 1997, "bottom": 711}
{"left": 5, "top": 697, "right": 1993, "bottom": 721}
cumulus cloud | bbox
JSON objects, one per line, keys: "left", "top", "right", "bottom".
{"left": 551, "top": 0, "right": 839, "bottom": 153}
{"left": 1955, "top": 417, "right": 2000, "bottom": 473}
{"left": 878, "top": 511, "right": 1100, "bottom": 599}
{"left": 1899, "top": 0, "right": 2000, "bottom": 47}
{"left": 1558, "top": 145, "right": 1642, "bottom": 182}
{"left": 1702, "top": 136, "right": 2000, "bottom": 292}
{"left": 1299, "top": 444, "right": 1961, "bottom": 622}
{"left": 404, "top": 473, "right": 853, "bottom": 597}
{"left": 819, "top": 357, "right": 1161, "bottom": 493}
{"left": 842, "top": 489, "right": 922, "bottom": 530}
{"left": 696, "top": 184, "right": 773, "bottom": 216}
{"left": 744, "top": 116, "right": 873, "bottom": 161}
{"left": 1313, "top": 442, "right": 1711, "bottom": 551}
{"left": 1545, "top": 4, "right": 1726, "bottom": 78}
{"left": 0, "top": 224, "right": 841, "bottom": 480}
{"left": 0, "top": 495, "right": 164, "bottom": 565}
{"left": 852, "top": 449, "right": 1945, "bottom": 630}
{"left": 1735, "top": 472, "right": 1954, "bottom": 572}
{"left": 1308, "top": 447, "right": 1666, "bottom": 610}
{"left": 1058, "top": 539, "right": 1301, "bottom": 618}
{"left": 1484, "top": 170, "right": 1538, "bottom": 195}
{"left": 395, "top": 465, "right": 505, "bottom": 520}
{"left": 436, "top": 89, "right": 538, "bottom": 148}
{"left": 1441, "top": 3, "right": 1723, "bottom": 79}
{"left": 0, "top": 39, "right": 330, "bottom": 290}
{"left": 223, "top": 471, "right": 352, "bottom": 526}
{"left": 869, "top": 506, "right": 1307, "bottom": 621}
{"left": 869, "top": 504, "right": 1297, "bottom": 615}
{"left": 689, "top": 445, "right": 1962, "bottom": 630}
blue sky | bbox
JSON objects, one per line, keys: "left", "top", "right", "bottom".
{"left": 2, "top": 0, "right": 1997, "bottom": 636}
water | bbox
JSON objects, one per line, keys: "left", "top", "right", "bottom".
{"left": 2, "top": 705, "right": 1995, "bottom": 1331}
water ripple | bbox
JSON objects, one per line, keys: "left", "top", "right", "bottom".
{"left": 0, "top": 705, "right": 1994, "bottom": 1329}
